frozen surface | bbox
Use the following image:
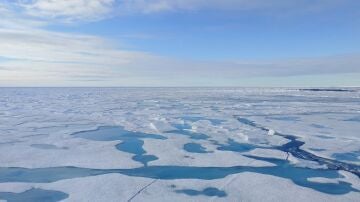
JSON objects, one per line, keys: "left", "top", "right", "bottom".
{"left": 0, "top": 87, "right": 359, "bottom": 201}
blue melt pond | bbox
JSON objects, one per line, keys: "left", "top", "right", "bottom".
{"left": 0, "top": 156, "right": 358, "bottom": 195}
{"left": 73, "top": 126, "right": 165, "bottom": 166}
{"left": 217, "top": 139, "right": 255, "bottom": 153}
{"left": 184, "top": 143, "right": 209, "bottom": 153}
{"left": 0, "top": 188, "right": 68, "bottom": 202}
{"left": 176, "top": 187, "right": 227, "bottom": 197}
{"left": 8, "top": 126, "right": 351, "bottom": 195}
{"left": 332, "top": 152, "right": 360, "bottom": 162}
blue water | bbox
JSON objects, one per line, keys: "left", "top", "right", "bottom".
{"left": 0, "top": 188, "right": 68, "bottom": 202}
{"left": 3, "top": 124, "right": 357, "bottom": 197}
{"left": 73, "top": 126, "right": 165, "bottom": 166}
{"left": 132, "top": 155, "right": 158, "bottom": 166}
{"left": 299, "top": 88, "right": 355, "bottom": 92}
{"left": 175, "top": 187, "right": 227, "bottom": 197}
{"left": 0, "top": 156, "right": 358, "bottom": 195}
{"left": 235, "top": 116, "right": 360, "bottom": 177}
{"left": 184, "top": 143, "right": 209, "bottom": 153}
{"left": 71, "top": 123, "right": 358, "bottom": 194}
{"left": 216, "top": 139, "right": 255, "bottom": 153}
{"left": 276, "top": 134, "right": 360, "bottom": 177}
{"left": 115, "top": 139, "right": 158, "bottom": 166}
{"left": 332, "top": 151, "right": 360, "bottom": 162}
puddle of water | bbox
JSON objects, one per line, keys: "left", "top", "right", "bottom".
{"left": 242, "top": 155, "right": 359, "bottom": 195}
{"left": 276, "top": 134, "right": 360, "bottom": 176}
{"left": 133, "top": 155, "right": 158, "bottom": 166}
{"left": 175, "top": 187, "right": 227, "bottom": 197}
{"left": 116, "top": 139, "right": 145, "bottom": 155}
{"left": 73, "top": 126, "right": 166, "bottom": 166}
{"left": 184, "top": 143, "right": 209, "bottom": 153}
{"left": 115, "top": 139, "right": 157, "bottom": 166}
{"left": 332, "top": 152, "right": 360, "bottom": 162}
{"left": 0, "top": 188, "right": 68, "bottom": 202}
{"left": 1, "top": 156, "right": 358, "bottom": 195}
{"left": 216, "top": 139, "right": 255, "bottom": 153}
{"left": 235, "top": 116, "right": 360, "bottom": 177}
{"left": 6, "top": 124, "right": 356, "bottom": 196}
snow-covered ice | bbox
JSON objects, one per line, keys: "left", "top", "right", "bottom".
{"left": 0, "top": 87, "right": 359, "bottom": 201}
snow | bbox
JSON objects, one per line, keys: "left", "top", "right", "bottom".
{"left": 268, "top": 129, "right": 276, "bottom": 136}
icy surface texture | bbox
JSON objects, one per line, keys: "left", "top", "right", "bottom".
{"left": 0, "top": 87, "right": 359, "bottom": 201}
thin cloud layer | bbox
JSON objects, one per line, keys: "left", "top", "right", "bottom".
{"left": 0, "top": 1, "right": 359, "bottom": 86}
{"left": 9, "top": 0, "right": 357, "bottom": 22}
{"left": 0, "top": 27, "right": 154, "bottom": 83}
{"left": 16, "top": 0, "right": 115, "bottom": 22}
{"left": 121, "top": 0, "right": 353, "bottom": 14}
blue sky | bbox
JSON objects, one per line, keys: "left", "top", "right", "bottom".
{"left": 0, "top": 0, "right": 359, "bottom": 86}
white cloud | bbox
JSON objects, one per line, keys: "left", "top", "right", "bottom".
{"left": 120, "top": 0, "right": 350, "bottom": 14}
{"left": 0, "top": 27, "right": 156, "bottom": 82}
{"left": 0, "top": 22, "right": 359, "bottom": 86}
{"left": 0, "top": 3, "right": 153, "bottom": 84}
{"left": 0, "top": 2, "right": 46, "bottom": 28}
{"left": 1, "top": 26, "right": 359, "bottom": 86}
{"left": 5, "top": 0, "right": 352, "bottom": 23}
{"left": 121, "top": 0, "right": 267, "bottom": 13}
{"left": 0, "top": 28, "right": 144, "bottom": 64}
{"left": 16, "top": 0, "right": 115, "bottom": 22}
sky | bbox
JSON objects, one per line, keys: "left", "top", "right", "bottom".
{"left": 0, "top": 0, "right": 359, "bottom": 87}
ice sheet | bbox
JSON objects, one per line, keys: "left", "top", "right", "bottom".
{"left": 0, "top": 87, "right": 359, "bottom": 201}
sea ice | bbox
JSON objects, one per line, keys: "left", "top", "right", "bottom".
{"left": 0, "top": 87, "right": 359, "bottom": 201}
